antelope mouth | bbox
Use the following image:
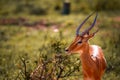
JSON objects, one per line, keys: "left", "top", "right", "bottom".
{"left": 65, "top": 50, "right": 72, "bottom": 55}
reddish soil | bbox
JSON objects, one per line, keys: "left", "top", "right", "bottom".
{"left": 112, "top": 16, "right": 120, "bottom": 22}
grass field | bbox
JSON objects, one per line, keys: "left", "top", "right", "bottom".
{"left": 0, "top": 12, "right": 120, "bottom": 80}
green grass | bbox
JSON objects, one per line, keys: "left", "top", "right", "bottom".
{"left": 0, "top": 13, "right": 120, "bottom": 80}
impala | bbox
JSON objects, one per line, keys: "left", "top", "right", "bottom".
{"left": 65, "top": 13, "right": 106, "bottom": 80}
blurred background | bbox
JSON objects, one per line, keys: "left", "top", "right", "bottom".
{"left": 0, "top": 0, "right": 120, "bottom": 80}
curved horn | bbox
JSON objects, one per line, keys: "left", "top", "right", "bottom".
{"left": 76, "top": 12, "right": 95, "bottom": 35}
{"left": 81, "top": 13, "right": 98, "bottom": 36}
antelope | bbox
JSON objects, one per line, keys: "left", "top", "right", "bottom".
{"left": 65, "top": 13, "right": 106, "bottom": 80}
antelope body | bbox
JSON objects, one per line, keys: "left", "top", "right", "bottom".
{"left": 65, "top": 13, "right": 106, "bottom": 80}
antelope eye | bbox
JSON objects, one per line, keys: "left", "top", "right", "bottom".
{"left": 78, "top": 41, "right": 82, "bottom": 44}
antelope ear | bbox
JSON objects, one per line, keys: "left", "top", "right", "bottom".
{"left": 88, "top": 33, "right": 95, "bottom": 39}
{"left": 89, "top": 29, "right": 98, "bottom": 38}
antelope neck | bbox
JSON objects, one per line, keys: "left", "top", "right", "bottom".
{"left": 80, "top": 43, "right": 90, "bottom": 57}
{"left": 79, "top": 44, "right": 94, "bottom": 67}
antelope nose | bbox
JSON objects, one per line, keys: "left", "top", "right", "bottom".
{"left": 65, "top": 49, "right": 69, "bottom": 52}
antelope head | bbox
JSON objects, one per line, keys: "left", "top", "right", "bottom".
{"left": 65, "top": 12, "right": 98, "bottom": 55}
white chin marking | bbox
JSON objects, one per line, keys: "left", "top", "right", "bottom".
{"left": 67, "top": 53, "right": 71, "bottom": 55}
{"left": 66, "top": 52, "right": 71, "bottom": 55}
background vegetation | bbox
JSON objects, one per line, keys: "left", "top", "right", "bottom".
{"left": 0, "top": 0, "right": 120, "bottom": 80}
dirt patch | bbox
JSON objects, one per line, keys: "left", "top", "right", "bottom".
{"left": 112, "top": 16, "right": 120, "bottom": 22}
{"left": 0, "top": 18, "right": 61, "bottom": 31}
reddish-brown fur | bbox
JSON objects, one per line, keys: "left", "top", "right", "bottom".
{"left": 66, "top": 34, "right": 106, "bottom": 80}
